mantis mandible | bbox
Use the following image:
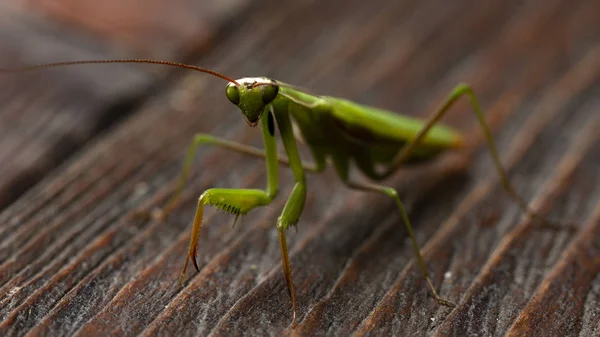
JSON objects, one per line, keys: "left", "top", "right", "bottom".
{"left": 0, "top": 59, "right": 561, "bottom": 324}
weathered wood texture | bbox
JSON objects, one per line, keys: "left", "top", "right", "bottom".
{"left": 0, "top": 0, "right": 598, "bottom": 336}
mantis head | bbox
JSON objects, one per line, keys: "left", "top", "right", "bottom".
{"left": 226, "top": 78, "right": 279, "bottom": 127}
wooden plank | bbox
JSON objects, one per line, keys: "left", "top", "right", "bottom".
{"left": 0, "top": 0, "right": 599, "bottom": 336}
{"left": 8, "top": 0, "right": 250, "bottom": 58}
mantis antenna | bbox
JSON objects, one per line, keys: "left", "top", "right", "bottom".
{"left": 0, "top": 59, "right": 240, "bottom": 86}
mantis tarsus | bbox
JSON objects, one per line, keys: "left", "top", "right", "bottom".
{"left": 0, "top": 59, "right": 566, "bottom": 325}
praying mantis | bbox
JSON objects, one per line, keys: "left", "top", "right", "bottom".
{"left": 0, "top": 59, "right": 562, "bottom": 325}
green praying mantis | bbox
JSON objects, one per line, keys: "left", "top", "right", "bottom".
{"left": 0, "top": 59, "right": 564, "bottom": 324}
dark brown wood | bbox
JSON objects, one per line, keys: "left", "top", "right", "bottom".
{"left": 0, "top": 0, "right": 599, "bottom": 336}
{"left": 0, "top": 0, "right": 248, "bottom": 210}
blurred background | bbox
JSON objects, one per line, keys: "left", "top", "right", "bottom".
{"left": 0, "top": 1, "right": 599, "bottom": 336}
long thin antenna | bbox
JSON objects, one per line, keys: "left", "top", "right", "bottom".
{"left": 0, "top": 59, "right": 240, "bottom": 86}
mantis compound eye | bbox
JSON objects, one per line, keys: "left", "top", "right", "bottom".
{"left": 226, "top": 84, "right": 240, "bottom": 105}
{"left": 261, "top": 83, "right": 279, "bottom": 104}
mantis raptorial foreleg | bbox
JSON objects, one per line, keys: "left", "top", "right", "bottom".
{"left": 179, "top": 107, "right": 309, "bottom": 324}
{"left": 181, "top": 187, "right": 274, "bottom": 282}
{"left": 383, "top": 83, "right": 565, "bottom": 230}
{"left": 156, "top": 133, "right": 323, "bottom": 221}
{"left": 344, "top": 180, "right": 456, "bottom": 307}
{"left": 179, "top": 110, "right": 279, "bottom": 283}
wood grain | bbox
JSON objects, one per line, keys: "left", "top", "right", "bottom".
{"left": 0, "top": 0, "right": 598, "bottom": 336}
{"left": 0, "top": 0, "right": 248, "bottom": 209}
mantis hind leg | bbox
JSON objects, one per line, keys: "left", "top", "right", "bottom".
{"left": 384, "top": 83, "right": 563, "bottom": 230}
{"left": 344, "top": 180, "right": 455, "bottom": 307}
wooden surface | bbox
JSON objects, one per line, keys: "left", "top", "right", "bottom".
{"left": 0, "top": 0, "right": 599, "bottom": 336}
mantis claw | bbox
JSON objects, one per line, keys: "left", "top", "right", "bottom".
{"left": 192, "top": 251, "right": 200, "bottom": 272}
{"left": 179, "top": 248, "right": 200, "bottom": 284}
